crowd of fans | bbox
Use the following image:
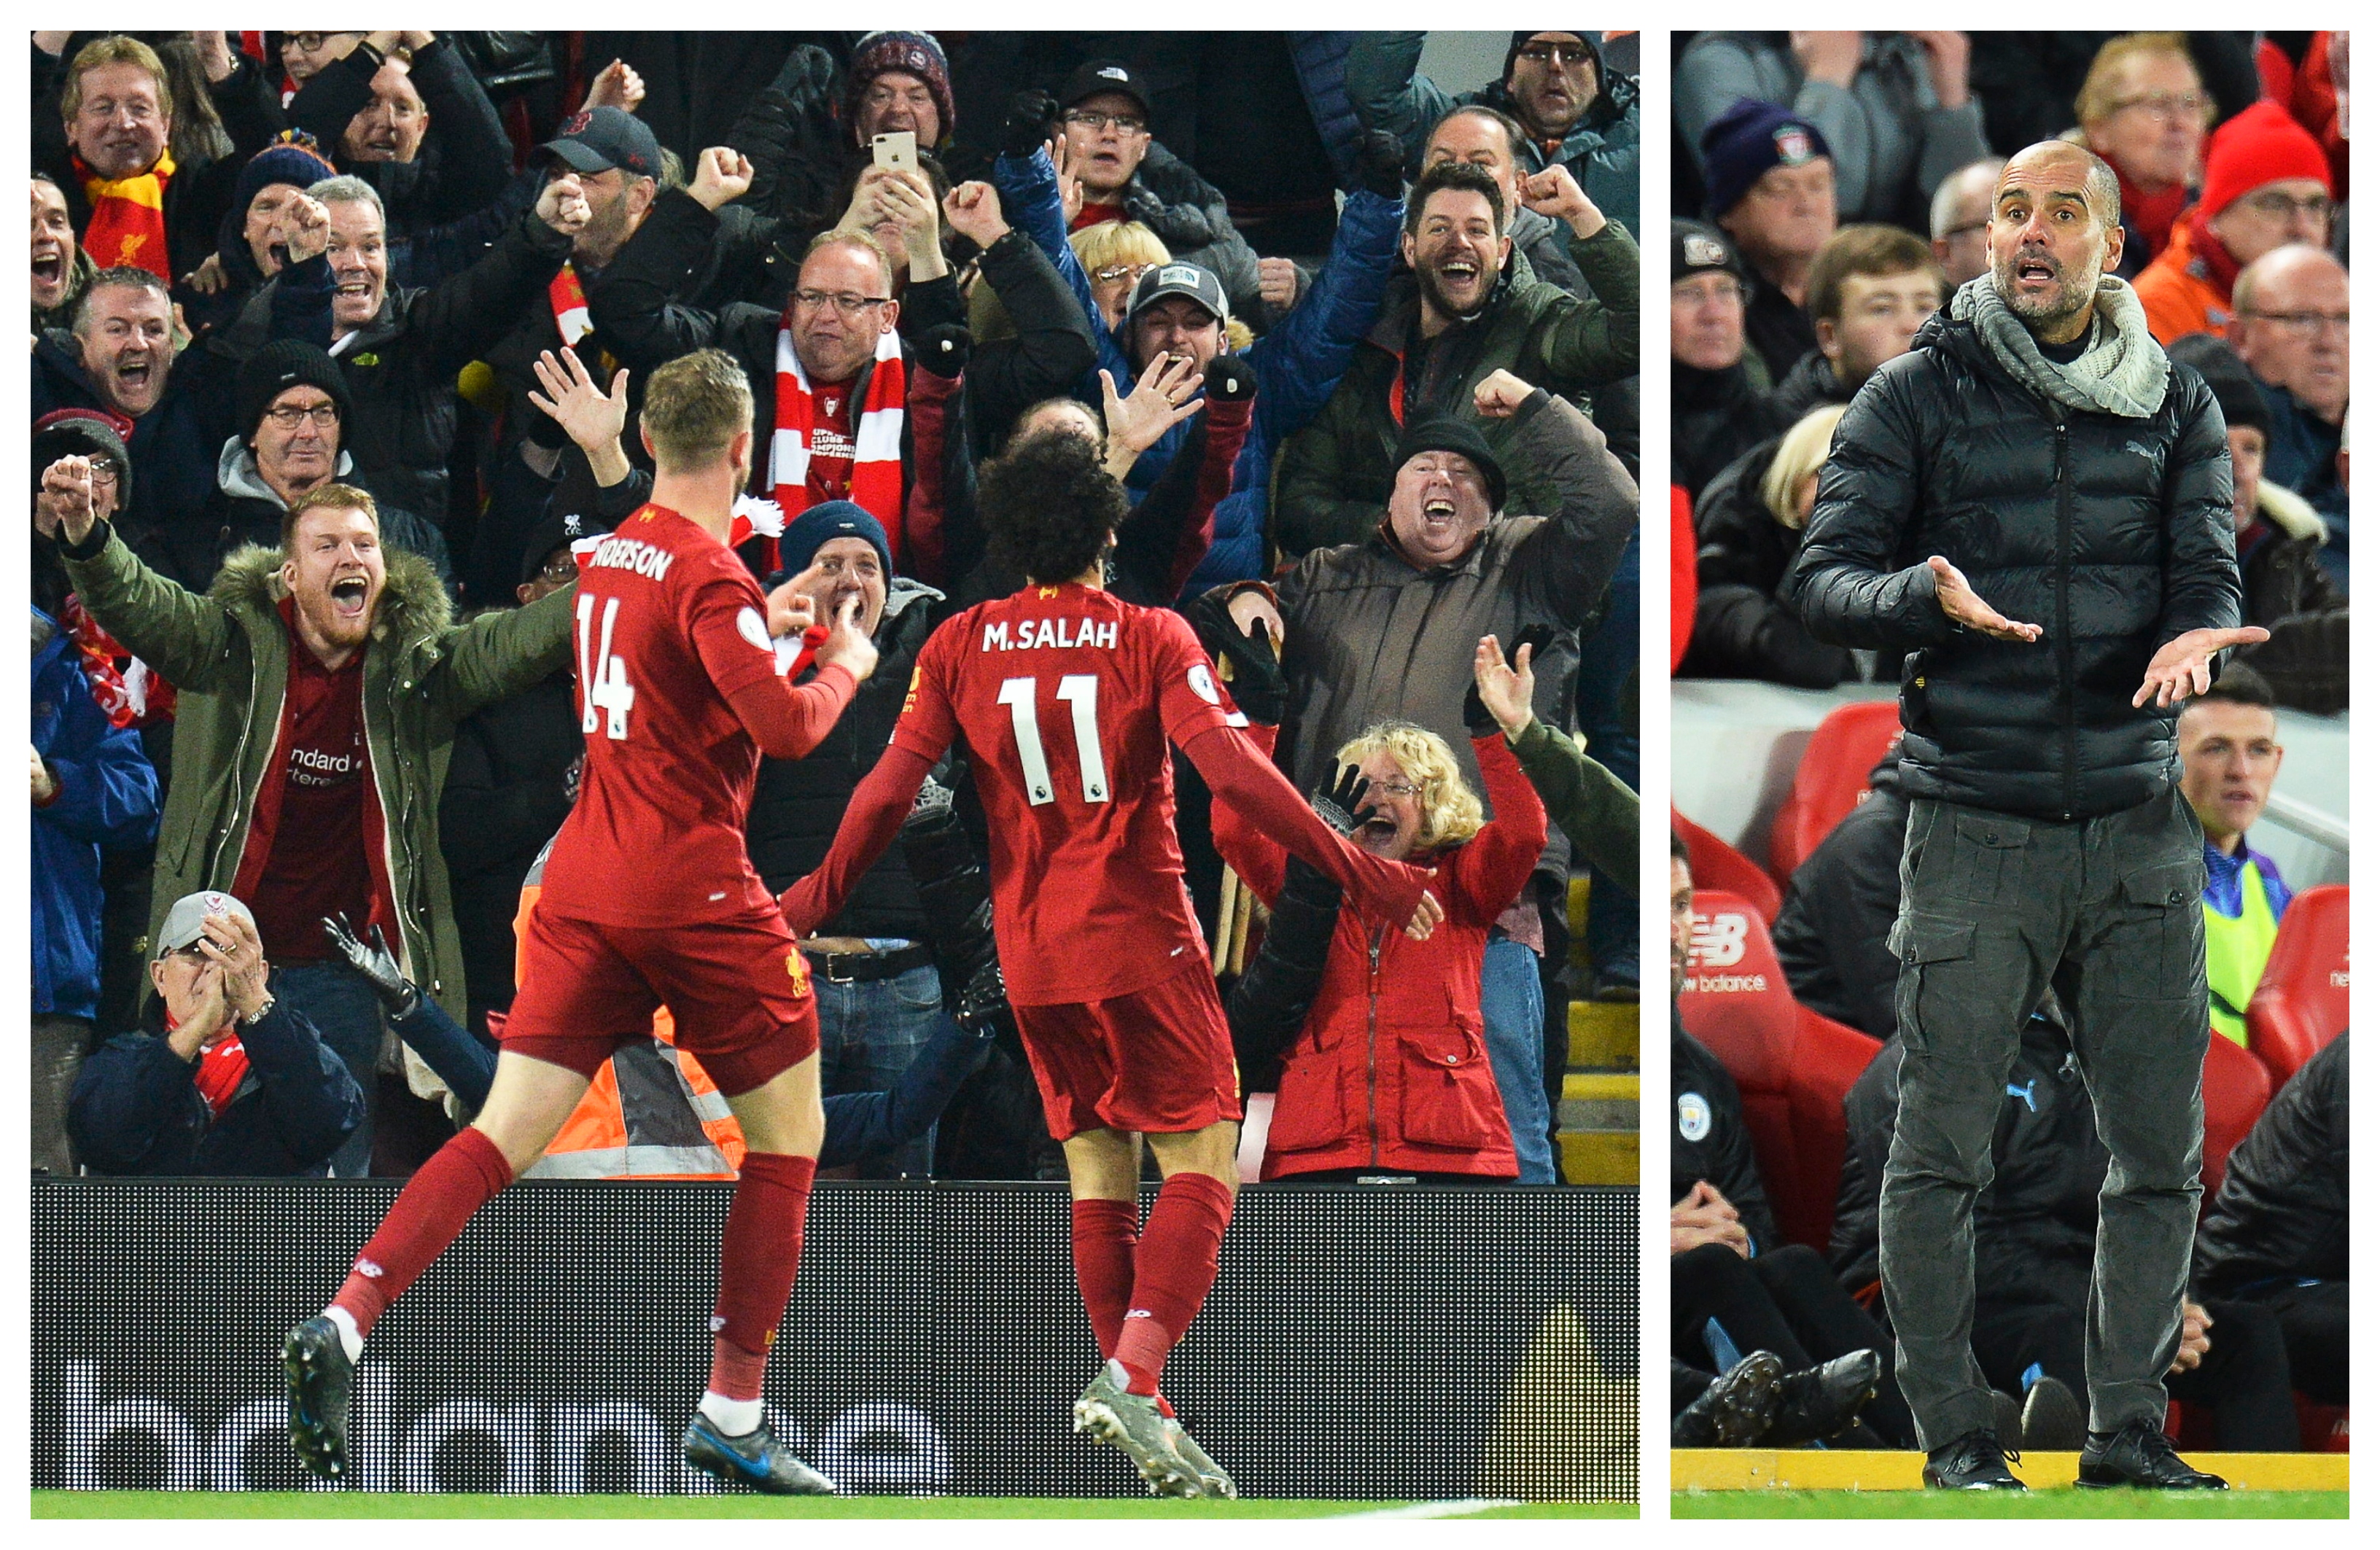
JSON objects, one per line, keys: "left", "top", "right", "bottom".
{"left": 29, "top": 29, "right": 1641, "bottom": 1185}
{"left": 1668, "top": 28, "right": 2350, "bottom": 1456}
{"left": 1672, "top": 30, "right": 2349, "bottom": 707}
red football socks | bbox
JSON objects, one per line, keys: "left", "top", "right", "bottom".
{"left": 330, "top": 1124, "right": 513, "bottom": 1339}
{"left": 707, "top": 1151, "right": 817, "bottom": 1401}
{"left": 1071, "top": 1196, "right": 1140, "bottom": 1359}
{"left": 1112, "top": 1172, "right": 1235, "bottom": 1396}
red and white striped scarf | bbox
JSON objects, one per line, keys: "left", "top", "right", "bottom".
{"left": 550, "top": 261, "right": 593, "bottom": 346}
{"left": 771, "top": 321, "right": 906, "bottom": 539}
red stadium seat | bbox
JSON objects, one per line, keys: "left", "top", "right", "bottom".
{"left": 2199, "top": 1029, "right": 2272, "bottom": 1202}
{"left": 1674, "top": 810, "right": 1783, "bottom": 925}
{"left": 2246, "top": 883, "right": 2349, "bottom": 1084}
{"left": 1676, "top": 889, "right": 1880, "bottom": 1251}
{"left": 1767, "top": 700, "right": 1904, "bottom": 883}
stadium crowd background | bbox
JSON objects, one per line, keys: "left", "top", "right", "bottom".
{"left": 30, "top": 29, "right": 1642, "bottom": 1191}
{"left": 1667, "top": 31, "right": 2348, "bottom": 1454}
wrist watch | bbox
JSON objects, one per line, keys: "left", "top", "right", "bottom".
{"left": 240, "top": 992, "right": 276, "bottom": 1026}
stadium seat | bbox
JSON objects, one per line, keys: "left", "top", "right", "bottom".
{"left": 2199, "top": 1029, "right": 2273, "bottom": 1202}
{"left": 2245, "top": 883, "right": 2349, "bottom": 1084}
{"left": 1676, "top": 889, "right": 1878, "bottom": 1251}
{"left": 1673, "top": 810, "right": 1783, "bottom": 925}
{"left": 1766, "top": 699, "right": 1905, "bottom": 883}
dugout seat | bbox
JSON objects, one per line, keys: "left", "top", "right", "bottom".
{"left": 1676, "top": 889, "right": 1878, "bottom": 1251}
{"left": 2198, "top": 1029, "right": 2272, "bottom": 1202}
{"left": 2246, "top": 883, "right": 2349, "bottom": 1084}
{"left": 1766, "top": 699, "right": 1904, "bottom": 884}
{"left": 1674, "top": 810, "right": 1783, "bottom": 925}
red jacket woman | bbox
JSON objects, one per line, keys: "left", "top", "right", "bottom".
{"left": 1216, "top": 720, "right": 1546, "bottom": 1180}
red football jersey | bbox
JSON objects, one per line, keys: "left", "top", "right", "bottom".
{"left": 893, "top": 582, "right": 1238, "bottom": 1005}
{"left": 537, "top": 504, "right": 797, "bottom": 926}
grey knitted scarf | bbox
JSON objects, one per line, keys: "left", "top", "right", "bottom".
{"left": 1950, "top": 272, "right": 2170, "bottom": 420}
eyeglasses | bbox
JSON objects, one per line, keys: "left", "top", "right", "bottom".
{"left": 86, "top": 457, "right": 122, "bottom": 485}
{"left": 1371, "top": 779, "right": 1422, "bottom": 800}
{"left": 537, "top": 552, "right": 580, "bottom": 585}
{"left": 1092, "top": 262, "right": 1154, "bottom": 285}
{"left": 284, "top": 32, "right": 361, "bottom": 54}
{"left": 1941, "top": 220, "right": 1990, "bottom": 241}
{"left": 2238, "top": 190, "right": 2333, "bottom": 223}
{"left": 1516, "top": 41, "right": 1593, "bottom": 66}
{"left": 1064, "top": 109, "right": 1146, "bottom": 136}
{"left": 2241, "top": 309, "right": 2351, "bottom": 335}
{"left": 264, "top": 403, "right": 339, "bottom": 429}
{"left": 2109, "top": 92, "right": 2207, "bottom": 122}
{"left": 792, "top": 289, "right": 892, "bottom": 317}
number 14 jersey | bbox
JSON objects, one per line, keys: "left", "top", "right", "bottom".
{"left": 892, "top": 581, "right": 1238, "bottom": 1005}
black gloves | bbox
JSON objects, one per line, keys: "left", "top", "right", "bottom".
{"left": 1203, "top": 352, "right": 1256, "bottom": 403}
{"left": 1357, "top": 129, "right": 1409, "bottom": 200}
{"left": 1311, "top": 764, "right": 1377, "bottom": 836}
{"left": 915, "top": 324, "right": 971, "bottom": 381}
{"left": 952, "top": 957, "right": 1021, "bottom": 1056}
{"left": 322, "top": 913, "right": 419, "bottom": 1018}
{"left": 1003, "top": 90, "right": 1060, "bottom": 158}
{"left": 1184, "top": 586, "right": 1286, "bottom": 725}
{"left": 1462, "top": 623, "right": 1553, "bottom": 736}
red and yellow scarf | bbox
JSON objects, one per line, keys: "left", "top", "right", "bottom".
{"left": 77, "top": 149, "right": 176, "bottom": 280}
{"left": 771, "top": 319, "right": 906, "bottom": 553}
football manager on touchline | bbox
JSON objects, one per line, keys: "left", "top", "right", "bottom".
{"left": 1783, "top": 140, "right": 2266, "bottom": 1493}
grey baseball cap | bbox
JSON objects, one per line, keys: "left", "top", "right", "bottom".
{"left": 155, "top": 889, "right": 257, "bottom": 959}
{"left": 1125, "top": 260, "right": 1228, "bottom": 327}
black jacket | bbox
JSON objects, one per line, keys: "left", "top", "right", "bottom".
{"left": 1671, "top": 1014, "right": 1781, "bottom": 1255}
{"left": 1679, "top": 437, "right": 1855, "bottom": 688}
{"left": 1833, "top": 1010, "right": 2100, "bottom": 1309}
{"left": 284, "top": 35, "right": 514, "bottom": 236}
{"left": 745, "top": 580, "right": 943, "bottom": 935}
{"left": 439, "top": 669, "right": 581, "bottom": 1021}
{"left": 67, "top": 1000, "right": 364, "bottom": 1177}
{"left": 240, "top": 207, "right": 574, "bottom": 527}
{"left": 1744, "top": 270, "right": 1816, "bottom": 385}
{"left": 2236, "top": 513, "right": 2349, "bottom": 717}
{"left": 31, "top": 330, "right": 236, "bottom": 577}
{"left": 591, "top": 187, "right": 1097, "bottom": 510}
{"left": 1784, "top": 304, "right": 2240, "bottom": 822}
{"left": 1672, "top": 356, "right": 1777, "bottom": 509}
{"left": 1764, "top": 346, "right": 1856, "bottom": 427}
{"left": 2195, "top": 1033, "right": 2349, "bottom": 1296}
{"left": 1772, "top": 750, "right": 1908, "bottom": 1040}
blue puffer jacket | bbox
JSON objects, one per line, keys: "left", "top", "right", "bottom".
{"left": 993, "top": 149, "right": 1401, "bottom": 593}
{"left": 31, "top": 608, "right": 159, "bottom": 1020}
{"left": 68, "top": 999, "right": 363, "bottom": 1176}
{"left": 1286, "top": 33, "right": 1366, "bottom": 192}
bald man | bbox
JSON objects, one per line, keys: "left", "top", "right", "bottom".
{"left": 1785, "top": 141, "right": 2261, "bottom": 1491}
{"left": 2229, "top": 244, "right": 2350, "bottom": 583}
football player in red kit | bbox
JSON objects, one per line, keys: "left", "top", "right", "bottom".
{"left": 781, "top": 430, "right": 1445, "bottom": 1497}
{"left": 282, "top": 349, "right": 877, "bottom": 1494}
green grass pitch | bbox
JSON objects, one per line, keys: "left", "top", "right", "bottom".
{"left": 1673, "top": 1489, "right": 2347, "bottom": 1519}
{"left": 34, "top": 1492, "right": 1630, "bottom": 1519}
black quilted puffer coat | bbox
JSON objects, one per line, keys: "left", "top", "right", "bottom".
{"left": 1783, "top": 301, "right": 2240, "bottom": 822}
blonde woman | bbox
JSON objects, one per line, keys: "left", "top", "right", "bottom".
{"left": 1212, "top": 712, "right": 1546, "bottom": 1182}
{"left": 1679, "top": 402, "right": 1855, "bottom": 687}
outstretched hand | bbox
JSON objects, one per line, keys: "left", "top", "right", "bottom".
{"left": 1470, "top": 631, "right": 1541, "bottom": 737}
{"left": 2133, "top": 626, "right": 2271, "bottom": 709}
{"left": 1100, "top": 352, "right": 1205, "bottom": 456}
{"left": 1926, "top": 556, "right": 2042, "bottom": 642}
{"left": 1311, "top": 764, "right": 1376, "bottom": 836}
{"left": 526, "top": 346, "right": 630, "bottom": 459}
{"left": 322, "top": 911, "right": 419, "bottom": 1016}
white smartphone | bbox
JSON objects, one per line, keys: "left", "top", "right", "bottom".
{"left": 871, "top": 131, "right": 918, "bottom": 174}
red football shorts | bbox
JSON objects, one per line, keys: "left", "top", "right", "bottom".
{"left": 1011, "top": 959, "right": 1242, "bottom": 1140}
{"left": 502, "top": 905, "right": 819, "bottom": 1095}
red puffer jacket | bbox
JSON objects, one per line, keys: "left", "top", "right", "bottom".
{"left": 1216, "top": 727, "right": 1547, "bottom": 1180}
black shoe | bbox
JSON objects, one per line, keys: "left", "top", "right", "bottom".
{"left": 1673, "top": 1351, "right": 1786, "bottom": 1447}
{"left": 1923, "top": 1429, "right": 2026, "bottom": 1490}
{"left": 682, "top": 1412, "right": 838, "bottom": 1494}
{"left": 283, "top": 1316, "right": 353, "bottom": 1480}
{"left": 2020, "top": 1376, "right": 2087, "bottom": 1452}
{"left": 2076, "top": 1418, "right": 2228, "bottom": 1489}
{"left": 1766, "top": 1349, "right": 1881, "bottom": 1445}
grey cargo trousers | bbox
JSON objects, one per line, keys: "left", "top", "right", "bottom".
{"left": 1881, "top": 785, "right": 2208, "bottom": 1448}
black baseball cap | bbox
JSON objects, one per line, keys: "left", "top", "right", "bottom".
{"left": 1059, "top": 59, "right": 1148, "bottom": 117}
{"left": 1126, "top": 261, "right": 1229, "bottom": 327}
{"left": 540, "top": 106, "right": 663, "bottom": 179}
{"left": 519, "top": 506, "right": 613, "bottom": 588}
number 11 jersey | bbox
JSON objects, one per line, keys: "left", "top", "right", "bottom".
{"left": 892, "top": 581, "right": 1238, "bottom": 1005}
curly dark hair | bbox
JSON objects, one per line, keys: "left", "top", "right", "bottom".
{"left": 979, "top": 429, "right": 1126, "bottom": 585}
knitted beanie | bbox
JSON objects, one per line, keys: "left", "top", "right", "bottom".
{"left": 2199, "top": 101, "right": 2334, "bottom": 219}
{"left": 1700, "top": 98, "right": 1832, "bottom": 219}
{"left": 844, "top": 31, "right": 954, "bottom": 147}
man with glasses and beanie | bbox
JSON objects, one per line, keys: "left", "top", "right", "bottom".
{"left": 1784, "top": 141, "right": 2267, "bottom": 1491}
{"left": 2136, "top": 101, "right": 2336, "bottom": 347}
{"left": 594, "top": 144, "right": 1094, "bottom": 572}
